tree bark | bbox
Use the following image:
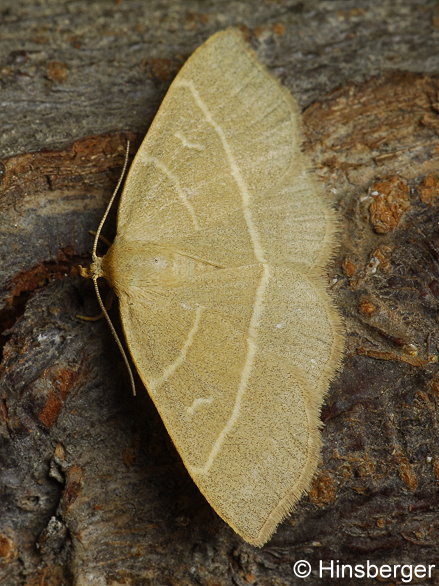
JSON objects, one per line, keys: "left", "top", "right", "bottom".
{"left": 1, "top": 1, "right": 438, "bottom": 584}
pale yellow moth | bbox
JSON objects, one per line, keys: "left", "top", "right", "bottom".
{"left": 83, "top": 28, "right": 343, "bottom": 546}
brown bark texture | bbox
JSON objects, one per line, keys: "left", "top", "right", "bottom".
{"left": 1, "top": 1, "right": 439, "bottom": 585}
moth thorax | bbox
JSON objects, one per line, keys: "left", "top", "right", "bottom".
{"left": 101, "top": 237, "right": 199, "bottom": 294}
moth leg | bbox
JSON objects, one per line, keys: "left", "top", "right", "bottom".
{"left": 76, "top": 289, "right": 114, "bottom": 321}
{"left": 89, "top": 230, "right": 112, "bottom": 249}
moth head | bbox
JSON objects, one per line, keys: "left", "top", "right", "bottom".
{"left": 78, "top": 256, "right": 104, "bottom": 280}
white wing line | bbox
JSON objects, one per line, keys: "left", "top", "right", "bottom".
{"left": 187, "top": 396, "right": 214, "bottom": 415}
{"left": 176, "top": 80, "right": 270, "bottom": 475}
{"left": 149, "top": 306, "right": 203, "bottom": 393}
{"left": 174, "top": 81, "right": 266, "bottom": 263}
{"left": 174, "top": 130, "right": 205, "bottom": 151}
{"left": 139, "top": 153, "right": 201, "bottom": 231}
{"left": 190, "top": 265, "right": 270, "bottom": 475}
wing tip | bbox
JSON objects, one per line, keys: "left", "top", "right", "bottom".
{"left": 234, "top": 425, "right": 323, "bottom": 548}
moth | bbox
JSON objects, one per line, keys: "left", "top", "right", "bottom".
{"left": 81, "top": 28, "right": 343, "bottom": 546}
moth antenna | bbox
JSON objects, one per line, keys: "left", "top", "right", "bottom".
{"left": 90, "top": 139, "right": 136, "bottom": 395}
{"left": 92, "top": 140, "right": 131, "bottom": 259}
{"left": 92, "top": 276, "right": 137, "bottom": 396}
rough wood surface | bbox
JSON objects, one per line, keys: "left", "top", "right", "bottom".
{"left": 1, "top": 1, "right": 439, "bottom": 585}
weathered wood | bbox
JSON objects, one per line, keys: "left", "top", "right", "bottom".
{"left": 1, "top": 1, "right": 438, "bottom": 584}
